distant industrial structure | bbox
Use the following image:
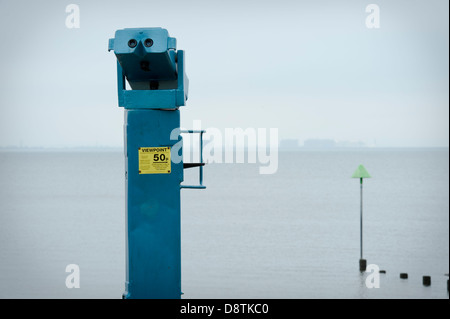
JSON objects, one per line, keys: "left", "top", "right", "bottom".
{"left": 279, "top": 139, "right": 367, "bottom": 150}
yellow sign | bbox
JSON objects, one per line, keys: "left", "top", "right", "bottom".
{"left": 138, "top": 147, "right": 171, "bottom": 174}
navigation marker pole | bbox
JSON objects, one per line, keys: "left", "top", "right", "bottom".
{"left": 352, "top": 164, "right": 371, "bottom": 272}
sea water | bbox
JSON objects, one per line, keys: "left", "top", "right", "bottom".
{"left": 0, "top": 149, "right": 448, "bottom": 299}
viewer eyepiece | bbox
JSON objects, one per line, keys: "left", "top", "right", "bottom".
{"left": 128, "top": 39, "right": 137, "bottom": 48}
{"left": 144, "top": 38, "right": 154, "bottom": 47}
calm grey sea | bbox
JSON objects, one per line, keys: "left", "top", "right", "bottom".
{"left": 0, "top": 149, "right": 448, "bottom": 299}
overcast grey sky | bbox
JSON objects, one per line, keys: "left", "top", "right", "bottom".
{"left": 0, "top": 0, "right": 448, "bottom": 147}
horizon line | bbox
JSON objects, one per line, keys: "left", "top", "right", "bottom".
{"left": 0, "top": 145, "right": 449, "bottom": 151}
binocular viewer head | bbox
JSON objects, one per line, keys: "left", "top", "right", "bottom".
{"left": 109, "top": 28, "right": 188, "bottom": 108}
{"left": 109, "top": 28, "right": 179, "bottom": 90}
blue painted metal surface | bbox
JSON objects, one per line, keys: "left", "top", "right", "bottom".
{"left": 124, "top": 109, "right": 183, "bottom": 298}
{"left": 109, "top": 27, "right": 200, "bottom": 299}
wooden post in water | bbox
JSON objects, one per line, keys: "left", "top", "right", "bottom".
{"left": 423, "top": 276, "right": 431, "bottom": 286}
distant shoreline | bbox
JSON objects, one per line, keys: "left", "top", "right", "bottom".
{"left": 0, "top": 146, "right": 448, "bottom": 152}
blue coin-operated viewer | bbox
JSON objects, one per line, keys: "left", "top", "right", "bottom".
{"left": 108, "top": 28, "right": 205, "bottom": 299}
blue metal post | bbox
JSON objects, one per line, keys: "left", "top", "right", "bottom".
{"left": 200, "top": 131, "right": 204, "bottom": 186}
{"left": 109, "top": 28, "right": 189, "bottom": 299}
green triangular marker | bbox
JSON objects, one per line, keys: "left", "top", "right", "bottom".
{"left": 352, "top": 164, "right": 371, "bottom": 179}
